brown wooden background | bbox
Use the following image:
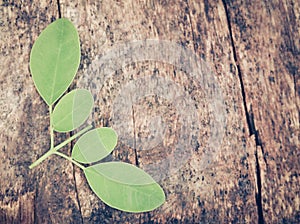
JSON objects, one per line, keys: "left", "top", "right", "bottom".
{"left": 0, "top": 0, "right": 299, "bottom": 223}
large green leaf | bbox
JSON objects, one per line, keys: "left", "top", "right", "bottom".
{"left": 86, "top": 162, "right": 157, "bottom": 185}
{"left": 72, "top": 128, "right": 118, "bottom": 163}
{"left": 51, "top": 89, "right": 93, "bottom": 132}
{"left": 30, "top": 18, "right": 80, "bottom": 106}
{"left": 84, "top": 162, "right": 166, "bottom": 212}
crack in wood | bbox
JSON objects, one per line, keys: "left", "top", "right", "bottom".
{"left": 33, "top": 182, "right": 38, "bottom": 224}
{"left": 255, "top": 148, "right": 264, "bottom": 224}
{"left": 57, "top": 0, "right": 62, "bottom": 18}
{"left": 69, "top": 128, "right": 84, "bottom": 223}
{"left": 132, "top": 103, "right": 140, "bottom": 167}
{"left": 55, "top": 0, "right": 83, "bottom": 222}
{"left": 221, "top": 1, "right": 265, "bottom": 223}
{"left": 248, "top": 106, "right": 268, "bottom": 166}
{"left": 72, "top": 163, "right": 84, "bottom": 224}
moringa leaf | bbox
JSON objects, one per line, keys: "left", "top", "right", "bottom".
{"left": 52, "top": 89, "right": 93, "bottom": 132}
{"left": 86, "top": 162, "right": 156, "bottom": 185}
{"left": 72, "top": 128, "right": 117, "bottom": 163}
{"left": 30, "top": 18, "right": 80, "bottom": 106}
{"left": 84, "top": 162, "right": 166, "bottom": 212}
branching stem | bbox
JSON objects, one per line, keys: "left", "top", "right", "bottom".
{"left": 54, "top": 151, "right": 86, "bottom": 170}
{"left": 29, "top": 125, "right": 92, "bottom": 169}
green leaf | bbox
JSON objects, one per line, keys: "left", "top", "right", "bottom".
{"left": 86, "top": 162, "right": 157, "bottom": 185}
{"left": 30, "top": 18, "right": 80, "bottom": 106}
{"left": 72, "top": 128, "right": 118, "bottom": 163}
{"left": 51, "top": 89, "right": 93, "bottom": 132}
{"left": 84, "top": 162, "right": 166, "bottom": 212}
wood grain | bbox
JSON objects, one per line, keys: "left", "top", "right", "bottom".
{"left": 224, "top": 0, "right": 299, "bottom": 222}
{"left": 0, "top": 0, "right": 298, "bottom": 223}
{"left": 0, "top": 1, "right": 82, "bottom": 223}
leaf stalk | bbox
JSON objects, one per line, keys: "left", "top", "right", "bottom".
{"left": 29, "top": 125, "right": 92, "bottom": 169}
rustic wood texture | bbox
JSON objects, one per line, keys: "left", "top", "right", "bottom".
{"left": 0, "top": 0, "right": 298, "bottom": 223}
{"left": 0, "top": 1, "right": 83, "bottom": 224}
{"left": 223, "top": 1, "right": 299, "bottom": 223}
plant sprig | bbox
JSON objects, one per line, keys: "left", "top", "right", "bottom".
{"left": 29, "top": 18, "right": 165, "bottom": 213}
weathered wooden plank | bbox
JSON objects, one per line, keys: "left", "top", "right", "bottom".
{"left": 183, "top": 1, "right": 259, "bottom": 223}
{"left": 223, "top": 0, "right": 300, "bottom": 223}
{"left": 62, "top": 0, "right": 258, "bottom": 223}
{"left": 0, "top": 1, "right": 82, "bottom": 223}
{"left": 1, "top": 0, "right": 298, "bottom": 223}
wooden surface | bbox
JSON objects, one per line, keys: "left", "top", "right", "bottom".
{"left": 0, "top": 0, "right": 299, "bottom": 223}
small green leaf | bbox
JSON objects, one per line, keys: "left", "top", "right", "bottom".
{"left": 72, "top": 128, "right": 117, "bottom": 163}
{"left": 51, "top": 89, "right": 93, "bottom": 132}
{"left": 84, "top": 162, "right": 166, "bottom": 212}
{"left": 30, "top": 18, "right": 80, "bottom": 105}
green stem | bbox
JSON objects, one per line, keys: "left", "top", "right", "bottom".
{"left": 54, "top": 151, "right": 86, "bottom": 170}
{"left": 29, "top": 148, "right": 55, "bottom": 169}
{"left": 29, "top": 125, "right": 93, "bottom": 169}
{"left": 54, "top": 125, "right": 93, "bottom": 151}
